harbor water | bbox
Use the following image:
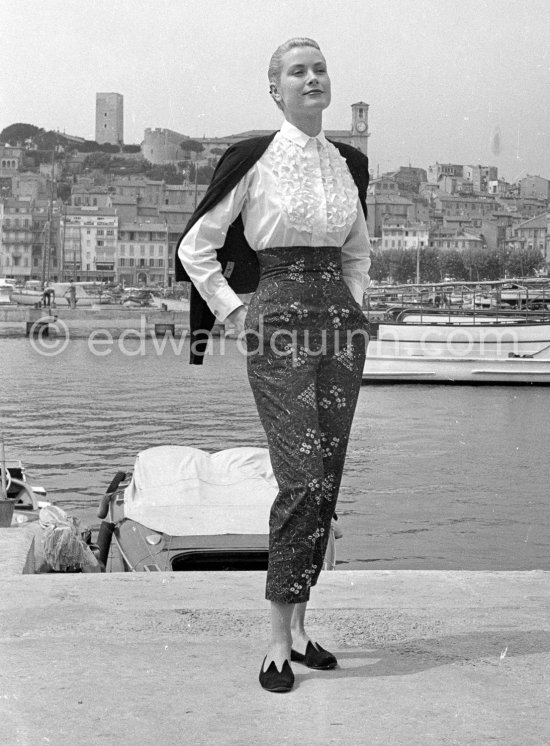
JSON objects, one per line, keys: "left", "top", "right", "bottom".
{"left": 1, "top": 336, "right": 549, "bottom": 570}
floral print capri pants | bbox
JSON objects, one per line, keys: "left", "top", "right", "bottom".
{"left": 245, "top": 246, "right": 368, "bottom": 604}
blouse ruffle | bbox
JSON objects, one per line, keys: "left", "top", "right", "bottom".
{"left": 266, "top": 135, "right": 358, "bottom": 235}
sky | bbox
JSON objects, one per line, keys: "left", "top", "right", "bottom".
{"left": 2, "top": 0, "right": 550, "bottom": 183}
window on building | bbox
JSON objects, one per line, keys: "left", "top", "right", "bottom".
{"left": 158, "top": 259, "right": 164, "bottom": 267}
{"left": 149, "top": 258, "right": 155, "bottom": 267}
{"left": 129, "top": 258, "right": 134, "bottom": 267}
{"left": 139, "top": 258, "right": 145, "bottom": 267}
{"left": 119, "top": 258, "right": 126, "bottom": 267}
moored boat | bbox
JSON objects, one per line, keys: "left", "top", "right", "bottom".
{"left": 96, "top": 445, "right": 338, "bottom": 572}
{"left": 0, "top": 458, "right": 49, "bottom": 527}
{"left": 363, "top": 281, "right": 550, "bottom": 384}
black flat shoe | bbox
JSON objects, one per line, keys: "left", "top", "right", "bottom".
{"left": 291, "top": 641, "right": 337, "bottom": 670}
{"left": 259, "top": 657, "right": 295, "bottom": 692}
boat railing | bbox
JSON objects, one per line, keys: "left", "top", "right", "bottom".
{"left": 364, "top": 279, "right": 550, "bottom": 327}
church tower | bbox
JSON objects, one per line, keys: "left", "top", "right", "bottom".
{"left": 350, "top": 101, "right": 370, "bottom": 156}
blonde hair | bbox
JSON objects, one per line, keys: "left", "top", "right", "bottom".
{"left": 268, "top": 37, "right": 321, "bottom": 84}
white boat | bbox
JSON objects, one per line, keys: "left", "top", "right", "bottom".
{"left": 364, "top": 320, "right": 550, "bottom": 384}
{"left": 363, "top": 282, "right": 550, "bottom": 384}
{"left": 0, "top": 278, "right": 15, "bottom": 305}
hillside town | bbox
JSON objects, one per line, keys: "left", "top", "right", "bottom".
{"left": 1, "top": 92, "right": 549, "bottom": 289}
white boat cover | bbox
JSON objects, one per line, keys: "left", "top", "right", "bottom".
{"left": 123, "top": 446, "right": 278, "bottom": 535}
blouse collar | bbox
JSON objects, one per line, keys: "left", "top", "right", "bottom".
{"left": 279, "top": 119, "right": 328, "bottom": 149}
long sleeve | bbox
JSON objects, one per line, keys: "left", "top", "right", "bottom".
{"left": 341, "top": 199, "right": 371, "bottom": 305}
{"left": 178, "top": 175, "right": 250, "bottom": 321}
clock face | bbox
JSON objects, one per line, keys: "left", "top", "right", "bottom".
{"left": 356, "top": 121, "right": 367, "bottom": 133}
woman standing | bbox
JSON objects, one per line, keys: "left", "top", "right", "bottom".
{"left": 177, "top": 37, "right": 371, "bottom": 692}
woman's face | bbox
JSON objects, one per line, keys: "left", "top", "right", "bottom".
{"left": 272, "top": 46, "right": 331, "bottom": 118}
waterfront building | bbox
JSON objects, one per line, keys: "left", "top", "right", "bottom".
{"left": 480, "top": 214, "right": 525, "bottom": 252}
{"left": 95, "top": 92, "right": 124, "bottom": 145}
{"left": 117, "top": 220, "right": 169, "bottom": 286}
{"left": 380, "top": 221, "right": 430, "bottom": 251}
{"left": 0, "top": 198, "right": 34, "bottom": 282}
{"left": 366, "top": 193, "right": 414, "bottom": 238}
{"left": 512, "top": 213, "right": 548, "bottom": 256}
{"left": 429, "top": 226, "right": 485, "bottom": 252}
{"left": 433, "top": 193, "right": 498, "bottom": 220}
{"left": 59, "top": 207, "right": 118, "bottom": 281}
{"left": 142, "top": 102, "right": 370, "bottom": 165}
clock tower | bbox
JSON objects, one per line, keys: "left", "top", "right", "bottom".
{"left": 350, "top": 101, "right": 370, "bottom": 156}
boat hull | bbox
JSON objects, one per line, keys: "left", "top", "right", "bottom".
{"left": 363, "top": 320, "right": 550, "bottom": 384}
{"left": 363, "top": 351, "right": 550, "bottom": 384}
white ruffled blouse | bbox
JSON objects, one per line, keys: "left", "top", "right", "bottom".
{"left": 178, "top": 120, "right": 371, "bottom": 321}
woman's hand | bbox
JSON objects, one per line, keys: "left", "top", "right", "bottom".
{"left": 226, "top": 304, "right": 247, "bottom": 335}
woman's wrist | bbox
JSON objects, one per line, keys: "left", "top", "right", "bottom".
{"left": 226, "top": 304, "right": 247, "bottom": 325}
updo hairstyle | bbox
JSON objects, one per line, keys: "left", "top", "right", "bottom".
{"left": 268, "top": 37, "right": 322, "bottom": 110}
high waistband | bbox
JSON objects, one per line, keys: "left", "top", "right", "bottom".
{"left": 256, "top": 246, "right": 343, "bottom": 281}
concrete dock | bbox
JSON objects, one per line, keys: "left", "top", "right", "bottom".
{"left": 1, "top": 526, "right": 549, "bottom": 745}
{"left": 0, "top": 306, "right": 192, "bottom": 339}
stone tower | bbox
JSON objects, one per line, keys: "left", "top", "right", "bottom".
{"left": 95, "top": 92, "right": 124, "bottom": 145}
{"left": 349, "top": 101, "right": 370, "bottom": 156}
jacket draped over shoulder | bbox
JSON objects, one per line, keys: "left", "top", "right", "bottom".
{"left": 175, "top": 133, "right": 370, "bottom": 365}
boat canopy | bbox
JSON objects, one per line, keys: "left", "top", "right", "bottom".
{"left": 123, "top": 446, "right": 277, "bottom": 536}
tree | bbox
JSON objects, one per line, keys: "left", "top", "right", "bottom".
{"left": 0, "top": 123, "right": 43, "bottom": 143}
{"left": 369, "top": 249, "right": 390, "bottom": 283}
{"left": 438, "top": 250, "right": 468, "bottom": 281}
{"left": 145, "top": 163, "right": 181, "bottom": 184}
{"left": 504, "top": 248, "right": 545, "bottom": 278}
{"left": 179, "top": 139, "right": 204, "bottom": 154}
{"left": 98, "top": 143, "right": 121, "bottom": 153}
{"left": 56, "top": 182, "right": 72, "bottom": 203}
{"left": 418, "top": 247, "right": 441, "bottom": 282}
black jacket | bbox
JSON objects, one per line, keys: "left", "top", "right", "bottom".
{"left": 175, "top": 132, "right": 370, "bottom": 364}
